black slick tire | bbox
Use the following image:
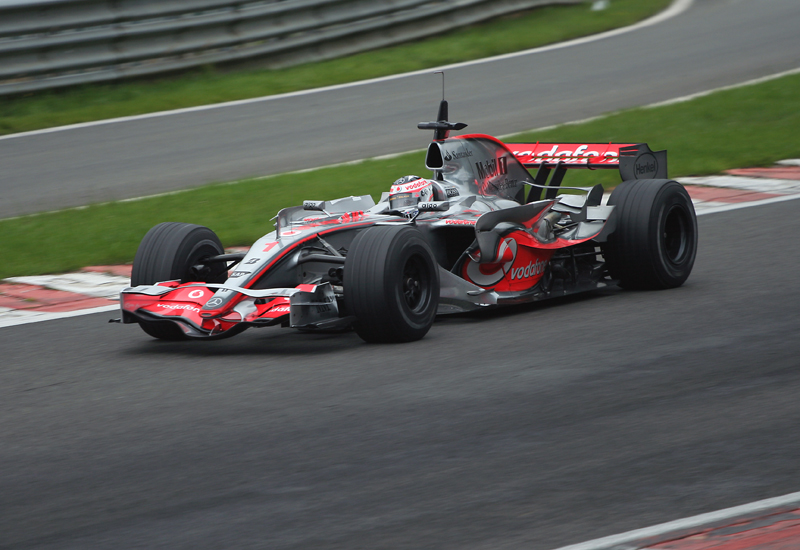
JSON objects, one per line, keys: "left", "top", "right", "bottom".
{"left": 131, "top": 222, "right": 226, "bottom": 340}
{"left": 344, "top": 226, "right": 439, "bottom": 343}
{"left": 603, "top": 179, "right": 697, "bottom": 289}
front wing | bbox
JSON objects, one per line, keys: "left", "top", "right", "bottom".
{"left": 120, "top": 281, "right": 352, "bottom": 338}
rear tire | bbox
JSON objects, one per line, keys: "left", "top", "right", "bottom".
{"left": 131, "top": 222, "right": 226, "bottom": 340}
{"left": 345, "top": 226, "right": 439, "bottom": 343}
{"left": 603, "top": 179, "right": 697, "bottom": 289}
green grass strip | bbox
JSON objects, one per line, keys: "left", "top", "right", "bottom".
{"left": 0, "top": 0, "right": 670, "bottom": 135}
{"left": 2, "top": 72, "right": 799, "bottom": 279}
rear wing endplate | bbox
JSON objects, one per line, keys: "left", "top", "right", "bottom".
{"left": 507, "top": 142, "right": 668, "bottom": 180}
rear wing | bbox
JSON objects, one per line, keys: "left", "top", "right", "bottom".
{"left": 507, "top": 142, "right": 668, "bottom": 181}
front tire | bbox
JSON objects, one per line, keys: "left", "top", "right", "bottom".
{"left": 603, "top": 179, "right": 697, "bottom": 289}
{"left": 344, "top": 226, "right": 440, "bottom": 343}
{"left": 131, "top": 222, "right": 226, "bottom": 340}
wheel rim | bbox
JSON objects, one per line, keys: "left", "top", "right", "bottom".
{"left": 662, "top": 205, "right": 691, "bottom": 266}
{"left": 401, "top": 254, "right": 431, "bottom": 314}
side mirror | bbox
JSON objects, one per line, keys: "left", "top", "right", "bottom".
{"left": 303, "top": 200, "right": 325, "bottom": 211}
{"left": 418, "top": 201, "right": 450, "bottom": 212}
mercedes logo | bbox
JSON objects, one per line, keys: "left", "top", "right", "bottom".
{"left": 206, "top": 297, "right": 224, "bottom": 308}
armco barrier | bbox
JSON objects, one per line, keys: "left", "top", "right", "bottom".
{"left": 0, "top": 0, "right": 581, "bottom": 95}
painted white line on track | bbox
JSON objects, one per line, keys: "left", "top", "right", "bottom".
{"left": 508, "top": 65, "right": 800, "bottom": 137}
{"left": 646, "top": 66, "right": 800, "bottom": 108}
{"left": 0, "top": 304, "right": 119, "bottom": 329}
{"left": 549, "top": 490, "right": 800, "bottom": 550}
{"left": 681, "top": 175, "right": 800, "bottom": 193}
{"left": 693, "top": 191, "right": 800, "bottom": 216}
{"left": 0, "top": 0, "right": 694, "bottom": 143}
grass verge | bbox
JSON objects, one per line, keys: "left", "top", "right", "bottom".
{"left": 0, "top": 0, "right": 671, "bottom": 135}
{"left": 2, "top": 72, "right": 799, "bottom": 279}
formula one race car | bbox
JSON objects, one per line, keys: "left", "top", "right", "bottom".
{"left": 119, "top": 97, "right": 697, "bottom": 343}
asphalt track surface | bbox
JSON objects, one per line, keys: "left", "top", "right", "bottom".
{"left": 1, "top": 199, "right": 799, "bottom": 549}
{"left": 3, "top": 0, "right": 800, "bottom": 218}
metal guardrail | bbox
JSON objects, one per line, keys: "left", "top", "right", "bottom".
{"left": 0, "top": 0, "right": 582, "bottom": 96}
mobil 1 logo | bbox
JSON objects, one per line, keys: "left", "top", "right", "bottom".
{"left": 475, "top": 157, "right": 508, "bottom": 180}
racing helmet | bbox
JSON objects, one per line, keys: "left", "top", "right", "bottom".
{"left": 389, "top": 175, "right": 434, "bottom": 210}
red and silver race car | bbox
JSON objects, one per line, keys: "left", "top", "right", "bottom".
{"left": 119, "top": 97, "right": 697, "bottom": 343}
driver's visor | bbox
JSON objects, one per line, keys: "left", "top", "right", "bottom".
{"left": 389, "top": 193, "right": 417, "bottom": 209}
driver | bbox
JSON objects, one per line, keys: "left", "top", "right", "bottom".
{"left": 388, "top": 175, "right": 434, "bottom": 210}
